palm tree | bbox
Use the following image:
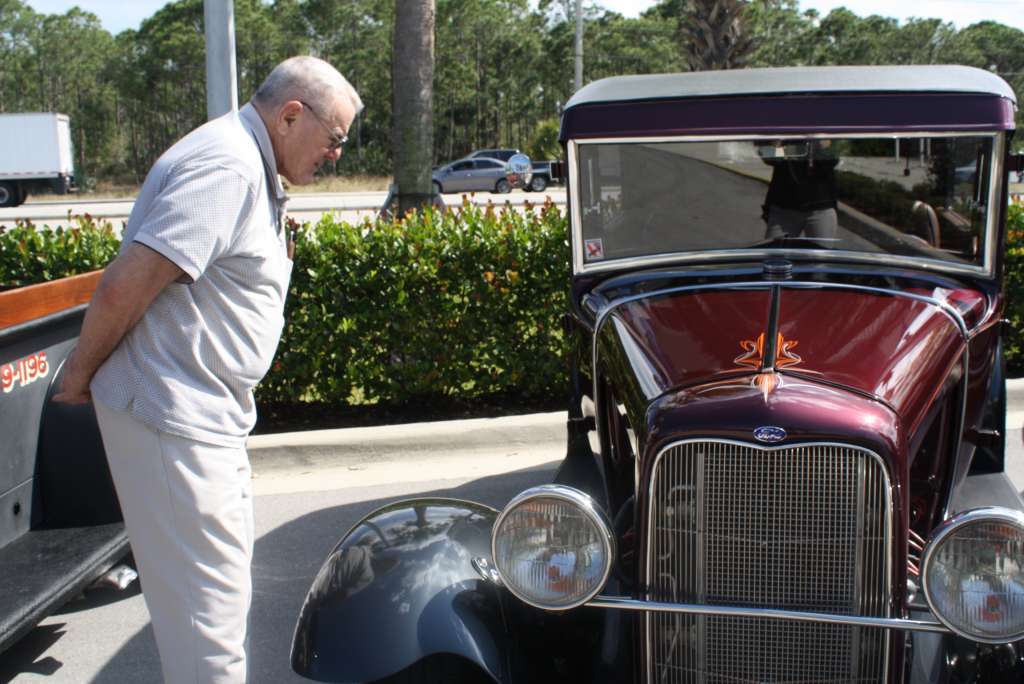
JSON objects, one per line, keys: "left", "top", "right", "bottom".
{"left": 672, "top": 0, "right": 754, "bottom": 71}
{"left": 392, "top": 0, "right": 435, "bottom": 215}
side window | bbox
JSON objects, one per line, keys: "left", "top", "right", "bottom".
{"left": 834, "top": 136, "right": 990, "bottom": 262}
{"left": 452, "top": 161, "right": 473, "bottom": 172}
{"left": 479, "top": 150, "right": 511, "bottom": 161}
{"left": 476, "top": 160, "right": 502, "bottom": 170}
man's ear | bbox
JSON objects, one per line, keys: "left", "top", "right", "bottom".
{"left": 276, "top": 100, "right": 303, "bottom": 137}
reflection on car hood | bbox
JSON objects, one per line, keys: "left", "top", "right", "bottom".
{"left": 605, "top": 286, "right": 966, "bottom": 424}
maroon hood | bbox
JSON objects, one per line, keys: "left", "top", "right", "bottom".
{"left": 608, "top": 286, "right": 966, "bottom": 433}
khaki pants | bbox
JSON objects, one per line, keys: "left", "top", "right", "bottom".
{"left": 94, "top": 400, "right": 254, "bottom": 684}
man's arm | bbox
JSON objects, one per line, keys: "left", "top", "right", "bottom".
{"left": 53, "top": 242, "right": 186, "bottom": 404}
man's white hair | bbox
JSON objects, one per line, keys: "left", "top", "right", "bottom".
{"left": 254, "top": 56, "right": 364, "bottom": 116}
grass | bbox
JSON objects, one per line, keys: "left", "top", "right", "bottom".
{"left": 31, "top": 180, "right": 140, "bottom": 201}
{"left": 28, "top": 174, "right": 393, "bottom": 202}
{"left": 290, "top": 174, "right": 392, "bottom": 194}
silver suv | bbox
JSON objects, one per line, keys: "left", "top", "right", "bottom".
{"left": 432, "top": 157, "right": 512, "bottom": 194}
{"left": 467, "top": 148, "right": 520, "bottom": 162}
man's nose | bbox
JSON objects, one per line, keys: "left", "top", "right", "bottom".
{"left": 327, "top": 147, "right": 343, "bottom": 162}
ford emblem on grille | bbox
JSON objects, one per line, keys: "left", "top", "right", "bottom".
{"left": 753, "top": 426, "right": 787, "bottom": 443}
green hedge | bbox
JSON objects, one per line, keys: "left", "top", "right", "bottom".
{"left": 5, "top": 200, "right": 1024, "bottom": 399}
{"left": 0, "top": 214, "right": 120, "bottom": 290}
{"left": 261, "top": 200, "right": 570, "bottom": 405}
{"left": 1002, "top": 202, "right": 1024, "bottom": 374}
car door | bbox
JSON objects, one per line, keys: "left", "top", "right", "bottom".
{"left": 445, "top": 160, "right": 475, "bottom": 192}
{"left": 473, "top": 159, "right": 504, "bottom": 190}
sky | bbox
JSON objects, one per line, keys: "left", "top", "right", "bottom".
{"left": 21, "top": 0, "right": 1024, "bottom": 35}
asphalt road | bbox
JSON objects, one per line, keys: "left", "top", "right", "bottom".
{"left": 1, "top": 391, "right": 1023, "bottom": 683}
{"left": 0, "top": 189, "right": 567, "bottom": 231}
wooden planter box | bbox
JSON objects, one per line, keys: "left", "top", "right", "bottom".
{"left": 0, "top": 270, "right": 102, "bottom": 329}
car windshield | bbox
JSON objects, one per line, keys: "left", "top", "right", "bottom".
{"left": 575, "top": 135, "right": 996, "bottom": 272}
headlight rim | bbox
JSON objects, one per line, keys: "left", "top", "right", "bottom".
{"left": 491, "top": 484, "right": 615, "bottom": 611}
{"left": 921, "top": 506, "right": 1024, "bottom": 644}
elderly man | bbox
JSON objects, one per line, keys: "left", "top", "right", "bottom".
{"left": 54, "top": 56, "right": 362, "bottom": 683}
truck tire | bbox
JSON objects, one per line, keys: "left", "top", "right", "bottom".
{"left": 0, "top": 181, "right": 20, "bottom": 207}
{"left": 529, "top": 175, "right": 548, "bottom": 192}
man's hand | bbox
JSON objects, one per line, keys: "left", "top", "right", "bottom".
{"left": 53, "top": 242, "right": 185, "bottom": 404}
{"left": 53, "top": 370, "right": 93, "bottom": 404}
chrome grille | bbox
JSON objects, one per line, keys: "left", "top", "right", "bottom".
{"left": 646, "top": 441, "right": 891, "bottom": 684}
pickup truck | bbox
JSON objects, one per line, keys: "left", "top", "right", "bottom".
{"left": 525, "top": 160, "right": 563, "bottom": 192}
{"left": 0, "top": 273, "right": 131, "bottom": 654}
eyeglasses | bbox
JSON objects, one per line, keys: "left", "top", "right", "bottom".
{"left": 299, "top": 100, "right": 347, "bottom": 152}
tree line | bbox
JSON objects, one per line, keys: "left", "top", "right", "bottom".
{"left": 0, "top": 0, "right": 1021, "bottom": 187}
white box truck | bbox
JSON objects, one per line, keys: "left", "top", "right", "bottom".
{"left": 0, "top": 113, "right": 75, "bottom": 207}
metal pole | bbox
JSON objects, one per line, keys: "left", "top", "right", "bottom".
{"left": 574, "top": 0, "right": 583, "bottom": 92}
{"left": 204, "top": 0, "right": 238, "bottom": 120}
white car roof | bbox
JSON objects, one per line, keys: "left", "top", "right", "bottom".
{"left": 565, "top": 65, "right": 1017, "bottom": 110}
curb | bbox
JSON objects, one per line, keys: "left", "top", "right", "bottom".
{"left": 247, "top": 410, "right": 566, "bottom": 471}
{"left": 1007, "top": 377, "right": 1024, "bottom": 401}
{"left": 1007, "top": 379, "right": 1024, "bottom": 429}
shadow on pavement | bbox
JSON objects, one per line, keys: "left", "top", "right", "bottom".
{"left": 53, "top": 583, "right": 142, "bottom": 616}
{"left": 0, "top": 624, "right": 65, "bottom": 681}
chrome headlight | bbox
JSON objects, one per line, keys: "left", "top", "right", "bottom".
{"left": 922, "top": 507, "right": 1024, "bottom": 643}
{"left": 491, "top": 485, "right": 613, "bottom": 610}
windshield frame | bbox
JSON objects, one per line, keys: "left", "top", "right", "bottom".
{"left": 568, "top": 132, "right": 1006, "bottom": 279}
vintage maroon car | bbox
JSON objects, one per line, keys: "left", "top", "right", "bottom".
{"left": 292, "top": 66, "right": 1024, "bottom": 683}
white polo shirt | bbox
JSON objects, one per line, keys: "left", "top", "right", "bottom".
{"left": 91, "top": 103, "right": 291, "bottom": 447}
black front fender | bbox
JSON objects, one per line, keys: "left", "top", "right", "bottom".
{"left": 291, "top": 498, "right": 505, "bottom": 683}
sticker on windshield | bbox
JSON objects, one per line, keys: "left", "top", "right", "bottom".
{"left": 585, "top": 238, "right": 605, "bottom": 260}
